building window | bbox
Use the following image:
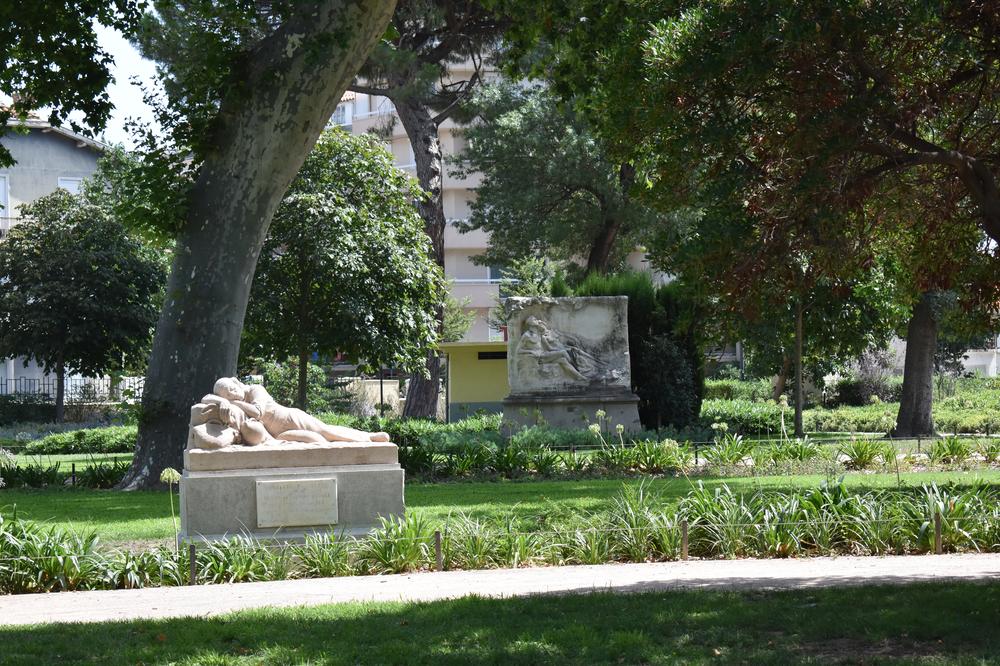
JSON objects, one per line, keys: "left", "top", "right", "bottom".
{"left": 57, "top": 177, "right": 82, "bottom": 194}
{"left": 487, "top": 265, "right": 505, "bottom": 283}
{"left": 331, "top": 102, "right": 352, "bottom": 127}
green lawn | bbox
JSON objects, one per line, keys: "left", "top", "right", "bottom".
{"left": 2, "top": 582, "right": 998, "bottom": 664}
{"left": 3, "top": 469, "right": 999, "bottom": 546}
{"left": 12, "top": 452, "right": 132, "bottom": 470}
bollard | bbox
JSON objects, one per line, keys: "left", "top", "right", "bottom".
{"left": 434, "top": 530, "right": 443, "bottom": 571}
{"left": 189, "top": 543, "right": 198, "bottom": 585}
{"left": 681, "top": 520, "right": 689, "bottom": 561}
{"left": 934, "top": 512, "right": 943, "bottom": 555}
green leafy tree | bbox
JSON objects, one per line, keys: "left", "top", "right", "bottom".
{"left": 241, "top": 129, "right": 444, "bottom": 409}
{"left": 453, "top": 83, "right": 658, "bottom": 273}
{"left": 0, "top": 190, "right": 165, "bottom": 421}
{"left": 0, "top": 1, "right": 141, "bottom": 166}
{"left": 102, "top": 0, "right": 397, "bottom": 488}
{"left": 350, "top": 0, "right": 504, "bottom": 419}
{"left": 502, "top": 0, "right": 1000, "bottom": 436}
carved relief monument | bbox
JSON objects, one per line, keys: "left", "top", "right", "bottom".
{"left": 180, "top": 377, "right": 404, "bottom": 541}
{"left": 503, "top": 296, "right": 642, "bottom": 430}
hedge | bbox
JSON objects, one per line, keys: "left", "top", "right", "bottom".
{"left": 23, "top": 426, "right": 137, "bottom": 454}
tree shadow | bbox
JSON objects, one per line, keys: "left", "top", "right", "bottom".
{"left": 2, "top": 581, "right": 998, "bottom": 665}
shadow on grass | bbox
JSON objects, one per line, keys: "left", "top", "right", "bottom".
{"left": 2, "top": 582, "right": 998, "bottom": 665}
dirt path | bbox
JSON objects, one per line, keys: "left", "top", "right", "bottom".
{"left": 2, "top": 553, "right": 998, "bottom": 627}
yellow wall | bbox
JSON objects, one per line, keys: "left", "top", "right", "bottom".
{"left": 445, "top": 343, "right": 509, "bottom": 404}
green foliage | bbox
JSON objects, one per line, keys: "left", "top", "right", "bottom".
{"left": 838, "top": 439, "right": 894, "bottom": 471}
{"left": 0, "top": 190, "right": 165, "bottom": 415}
{"left": 259, "top": 361, "right": 340, "bottom": 415}
{"left": 567, "top": 271, "right": 704, "bottom": 429}
{"left": 453, "top": 83, "right": 658, "bottom": 272}
{"left": 0, "top": 395, "right": 56, "bottom": 426}
{"left": 929, "top": 437, "right": 972, "bottom": 465}
{"left": 242, "top": 129, "right": 444, "bottom": 377}
{"left": 0, "top": 2, "right": 141, "bottom": 166}
{"left": 704, "top": 379, "right": 773, "bottom": 402}
{"left": 24, "top": 426, "right": 137, "bottom": 455}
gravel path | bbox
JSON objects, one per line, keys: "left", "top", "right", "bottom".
{"left": 2, "top": 553, "right": 998, "bottom": 627}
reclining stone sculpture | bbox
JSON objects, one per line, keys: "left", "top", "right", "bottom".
{"left": 187, "top": 376, "right": 389, "bottom": 450}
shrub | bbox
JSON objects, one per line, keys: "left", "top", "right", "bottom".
{"left": 704, "top": 379, "right": 773, "bottom": 402}
{"left": 699, "top": 399, "right": 783, "bottom": 434}
{"left": 704, "top": 433, "right": 755, "bottom": 466}
{"left": 24, "top": 426, "right": 137, "bottom": 454}
{"left": 0, "top": 394, "right": 56, "bottom": 425}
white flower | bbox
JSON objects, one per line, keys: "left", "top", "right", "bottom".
{"left": 160, "top": 467, "right": 182, "bottom": 484}
{"left": 588, "top": 424, "right": 601, "bottom": 435}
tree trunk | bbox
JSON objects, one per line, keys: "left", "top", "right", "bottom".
{"left": 394, "top": 100, "right": 446, "bottom": 419}
{"left": 55, "top": 360, "right": 65, "bottom": 423}
{"left": 297, "top": 346, "right": 309, "bottom": 410}
{"left": 794, "top": 298, "right": 804, "bottom": 437}
{"left": 585, "top": 214, "right": 622, "bottom": 275}
{"left": 584, "top": 163, "right": 634, "bottom": 274}
{"left": 120, "top": 0, "right": 397, "bottom": 489}
{"left": 894, "top": 292, "right": 938, "bottom": 437}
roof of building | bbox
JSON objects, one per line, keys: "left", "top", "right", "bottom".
{"left": 4, "top": 117, "right": 109, "bottom": 153}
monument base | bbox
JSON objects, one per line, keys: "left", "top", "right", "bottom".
{"left": 179, "top": 441, "right": 404, "bottom": 542}
{"left": 502, "top": 393, "right": 642, "bottom": 431}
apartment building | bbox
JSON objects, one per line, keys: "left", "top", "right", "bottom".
{"left": 0, "top": 117, "right": 106, "bottom": 388}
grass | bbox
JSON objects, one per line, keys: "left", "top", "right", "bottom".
{"left": 11, "top": 452, "right": 132, "bottom": 470}
{"left": 2, "top": 583, "right": 999, "bottom": 664}
{"left": 3, "top": 469, "right": 1000, "bottom": 546}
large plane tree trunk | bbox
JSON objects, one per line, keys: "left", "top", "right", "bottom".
{"left": 395, "top": 100, "right": 446, "bottom": 420}
{"left": 120, "top": 0, "right": 397, "bottom": 489}
{"left": 894, "top": 292, "right": 938, "bottom": 437}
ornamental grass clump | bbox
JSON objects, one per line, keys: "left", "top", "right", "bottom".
{"left": 356, "top": 514, "right": 432, "bottom": 574}
{"left": 929, "top": 436, "right": 972, "bottom": 465}
{"left": 838, "top": 437, "right": 894, "bottom": 470}
{"left": 704, "top": 432, "right": 755, "bottom": 467}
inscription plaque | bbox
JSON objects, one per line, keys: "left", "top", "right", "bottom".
{"left": 256, "top": 477, "right": 338, "bottom": 528}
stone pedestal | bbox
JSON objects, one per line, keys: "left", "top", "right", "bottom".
{"left": 503, "top": 393, "right": 641, "bottom": 431}
{"left": 502, "top": 295, "right": 643, "bottom": 432}
{"left": 179, "top": 441, "right": 404, "bottom": 542}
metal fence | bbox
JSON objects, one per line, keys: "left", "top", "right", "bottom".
{"left": 0, "top": 376, "right": 145, "bottom": 402}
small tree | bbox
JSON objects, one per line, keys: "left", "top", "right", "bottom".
{"left": 242, "top": 129, "right": 444, "bottom": 409}
{"left": 0, "top": 190, "right": 165, "bottom": 420}
{"left": 453, "top": 83, "right": 659, "bottom": 274}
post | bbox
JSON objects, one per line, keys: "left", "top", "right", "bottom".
{"left": 694, "top": 443, "right": 699, "bottom": 466}
{"left": 934, "top": 512, "right": 942, "bottom": 555}
{"left": 71, "top": 463, "right": 76, "bottom": 486}
{"left": 434, "top": 530, "right": 443, "bottom": 571}
{"left": 681, "top": 520, "right": 689, "bottom": 560}
{"left": 917, "top": 435, "right": 921, "bottom": 454}
{"left": 189, "top": 543, "right": 197, "bottom": 585}
{"left": 379, "top": 368, "right": 385, "bottom": 415}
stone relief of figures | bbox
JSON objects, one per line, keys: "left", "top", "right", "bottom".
{"left": 515, "top": 315, "right": 603, "bottom": 382}
{"left": 188, "top": 377, "right": 390, "bottom": 450}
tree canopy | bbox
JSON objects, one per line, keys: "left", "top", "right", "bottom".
{"left": 0, "top": 190, "right": 165, "bottom": 420}
{"left": 0, "top": 1, "right": 141, "bottom": 166}
{"left": 453, "top": 83, "right": 659, "bottom": 273}
{"left": 242, "top": 129, "right": 444, "bottom": 407}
